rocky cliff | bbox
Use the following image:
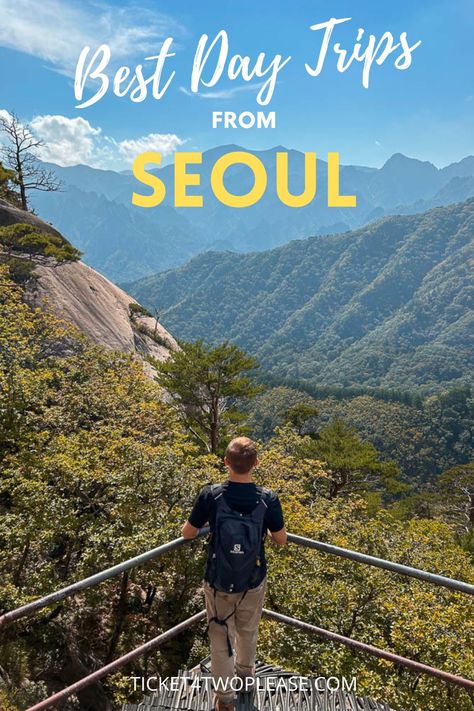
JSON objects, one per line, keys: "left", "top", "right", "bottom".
{"left": 0, "top": 198, "right": 177, "bottom": 372}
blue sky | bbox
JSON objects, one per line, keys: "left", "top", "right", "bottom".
{"left": 0, "top": 0, "right": 472, "bottom": 170}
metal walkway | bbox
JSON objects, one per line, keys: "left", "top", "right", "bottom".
{"left": 0, "top": 529, "right": 472, "bottom": 711}
{"left": 121, "top": 659, "right": 396, "bottom": 711}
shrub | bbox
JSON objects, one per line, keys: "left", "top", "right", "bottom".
{"left": 129, "top": 301, "right": 153, "bottom": 318}
{"left": 0, "top": 255, "right": 36, "bottom": 284}
{"left": 0, "top": 223, "right": 81, "bottom": 263}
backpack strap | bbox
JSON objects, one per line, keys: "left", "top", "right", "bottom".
{"left": 254, "top": 486, "right": 272, "bottom": 541}
{"left": 206, "top": 484, "right": 225, "bottom": 546}
{"left": 254, "top": 486, "right": 272, "bottom": 518}
{"left": 256, "top": 485, "right": 272, "bottom": 505}
{"left": 205, "top": 587, "right": 249, "bottom": 657}
{"left": 210, "top": 483, "right": 225, "bottom": 500}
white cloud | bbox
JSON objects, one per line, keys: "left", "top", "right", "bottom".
{"left": 117, "top": 133, "right": 184, "bottom": 160}
{"left": 31, "top": 115, "right": 101, "bottom": 166}
{"left": 8, "top": 112, "right": 185, "bottom": 170}
{"left": 0, "top": 0, "right": 184, "bottom": 76}
{"left": 179, "top": 82, "right": 265, "bottom": 100}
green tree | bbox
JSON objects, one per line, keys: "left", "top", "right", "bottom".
{"left": 284, "top": 402, "right": 319, "bottom": 435}
{"left": 0, "top": 223, "right": 81, "bottom": 263}
{"left": 297, "top": 418, "right": 405, "bottom": 500}
{"left": 154, "top": 340, "right": 262, "bottom": 453}
{"left": 248, "top": 443, "right": 474, "bottom": 711}
{"left": 0, "top": 266, "right": 218, "bottom": 708}
{"left": 0, "top": 161, "right": 20, "bottom": 207}
{"left": 247, "top": 387, "right": 473, "bottom": 483}
{"left": 437, "top": 463, "right": 474, "bottom": 534}
{"left": 245, "top": 385, "right": 319, "bottom": 440}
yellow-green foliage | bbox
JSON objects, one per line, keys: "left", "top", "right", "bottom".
{"left": 0, "top": 223, "right": 82, "bottom": 264}
{"left": 0, "top": 266, "right": 472, "bottom": 711}
{"left": 0, "top": 161, "right": 20, "bottom": 208}
{"left": 255, "top": 434, "right": 474, "bottom": 711}
{"left": 0, "top": 266, "right": 220, "bottom": 707}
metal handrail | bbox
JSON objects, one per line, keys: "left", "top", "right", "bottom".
{"left": 0, "top": 529, "right": 210, "bottom": 628}
{"left": 24, "top": 607, "right": 474, "bottom": 711}
{"left": 286, "top": 532, "right": 474, "bottom": 595}
{"left": 25, "top": 610, "right": 207, "bottom": 711}
{"left": 262, "top": 609, "right": 474, "bottom": 691}
{"left": 1, "top": 528, "right": 473, "bottom": 629}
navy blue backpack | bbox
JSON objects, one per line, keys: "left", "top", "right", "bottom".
{"left": 205, "top": 483, "right": 269, "bottom": 593}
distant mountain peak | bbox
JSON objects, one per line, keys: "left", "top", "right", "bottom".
{"left": 33, "top": 147, "right": 474, "bottom": 281}
{"left": 382, "top": 153, "right": 437, "bottom": 170}
{"left": 446, "top": 155, "right": 474, "bottom": 168}
{"left": 203, "top": 143, "right": 243, "bottom": 157}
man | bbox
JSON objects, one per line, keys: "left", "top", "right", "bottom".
{"left": 182, "top": 436, "right": 287, "bottom": 711}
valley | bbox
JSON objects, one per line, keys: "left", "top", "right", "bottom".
{"left": 128, "top": 198, "right": 474, "bottom": 393}
{"left": 31, "top": 147, "right": 474, "bottom": 282}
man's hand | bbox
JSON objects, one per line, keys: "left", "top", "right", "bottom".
{"left": 181, "top": 521, "right": 199, "bottom": 539}
{"left": 268, "top": 527, "right": 287, "bottom": 545}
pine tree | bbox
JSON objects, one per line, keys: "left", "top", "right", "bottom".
{"left": 154, "top": 340, "right": 262, "bottom": 453}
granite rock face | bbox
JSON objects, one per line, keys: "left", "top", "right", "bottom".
{"left": 0, "top": 198, "right": 177, "bottom": 373}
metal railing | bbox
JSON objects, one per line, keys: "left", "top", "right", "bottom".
{"left": 1, "top": 529, "right": 472, "bottom": 710}
{"left": 25, "top": 611, "right": 207, "bottom": 711}
{"left": 262, "top": 610, "right": 474, "bottom": 691}
{"left": 0, "top": 529, "right": 209, "bottom": 629}
{"left": 1, "top": 528, "right": 472, "bottom": 630}
{"left": 23, "top": 607, "right": 474, "bottom": 710}
{"left": 286, "top": 532, "right": 474, "bottom": 595}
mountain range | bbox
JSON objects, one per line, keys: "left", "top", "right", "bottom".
{"left": 127, "top": 198, "right": 474, "bottom": 393}
{"left": 31, "top": 147, "right": 474, "bottom": 282}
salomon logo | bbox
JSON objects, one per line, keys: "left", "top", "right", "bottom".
{"left": 230, "top": 543, "right": 244, "bottom": 554}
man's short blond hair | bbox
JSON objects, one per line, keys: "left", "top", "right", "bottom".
{"left": 225, "top": 437, "right": 258, "bottom": 474}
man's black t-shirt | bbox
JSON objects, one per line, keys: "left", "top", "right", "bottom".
{"left": 188, "top": 480, "right": 284, "bottom": 533}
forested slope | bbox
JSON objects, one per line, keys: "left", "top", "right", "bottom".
{"left": 130, "top": 199, "right": 474, "bottom": 391}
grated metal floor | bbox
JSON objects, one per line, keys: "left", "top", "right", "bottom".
{"left": 121, "top": 658, "right": 398, "bottom": 711}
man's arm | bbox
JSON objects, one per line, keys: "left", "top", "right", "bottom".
{"left": 266, "top": 491, "right": 287, "bottom": 544}
{"left": 268, "top": 527, "right": 287, "bottom": 545}
{"left": 181, "top": 485, "right": 211, "bottom": 539}
{"left": 181, "top": 521, "right": 200, "bottom": 539}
